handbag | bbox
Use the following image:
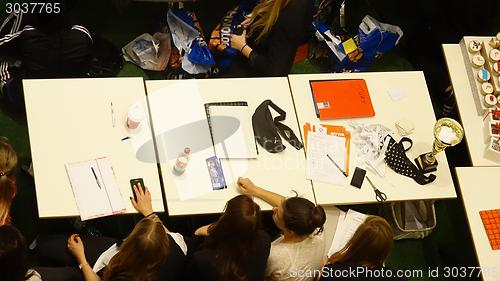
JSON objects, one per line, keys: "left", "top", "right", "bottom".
{"left": 384, "top": 135, "right": 436, "bottom": 185}
{"left": 252, "top": 100, "right": 303, "bottom": 153}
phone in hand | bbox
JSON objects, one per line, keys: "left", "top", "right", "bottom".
{"left": 233, "top": 24, "right": 245, "bottom": 35}
{"left": 130, "top": 178, "right": 145, "bottom": 201}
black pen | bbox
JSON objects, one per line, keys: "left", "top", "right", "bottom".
{"left": 326, "top": 154, "right": 348, "bottom": 177}
{"left": 91, "top": 167, "right": 102, "bottom": 189}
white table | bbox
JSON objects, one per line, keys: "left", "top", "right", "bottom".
{"left": 288, "top": 72, "right": 457, "bottom": 205}
{"left": 443, "top": 41, "right": 500, "bottom": 166}
{"left": 146, "top": 78, "right": 314, "bottom": 215}
{"left": 456, "top": 167, "right": 500, "bottom": 281}
{"left": 24, "top": 78, "right": 164, "bottom": 218}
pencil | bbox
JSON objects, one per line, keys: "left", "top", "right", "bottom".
{"left": 326, "top": 154, "right": 348, "bottom": 177}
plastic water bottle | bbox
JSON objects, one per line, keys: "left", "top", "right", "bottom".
{"left": 173, "top": 147, "right": 191, "bottom": 175}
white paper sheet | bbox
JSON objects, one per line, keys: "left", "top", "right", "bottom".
{"left": 65, "top": 158, "right": 126, "bottom": 221}
{"left": 306, "top": 131, "right": 347, "bottom": 184}
{"left": 327, "top": 209, "right": 368, "bottom": 257}
{"left": 209, "top": 105, "right": 257, "bottom": 159}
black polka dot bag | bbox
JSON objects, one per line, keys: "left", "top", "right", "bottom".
{"left": 384, "top": 135, "right": 436, "bottom": 185}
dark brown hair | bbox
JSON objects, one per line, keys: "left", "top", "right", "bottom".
{"left": 329, "top": 216, "right": 394, "bottom": 268}
{"left": 282, "top": 196, "right": 326, "bottom": 236}
{"left": 104, "top": 217, "right": 169, "bottom": 281}
{"left": 0, "top": 141, "right": 18, "bottom": 225}
{"left": 0, "top": 225, "right": 32, "bottom": 281}
{"left": 205, "top": 195, "right": 262, "bottom": 281}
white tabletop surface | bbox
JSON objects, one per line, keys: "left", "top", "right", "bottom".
{"left": 146, "top": 78, "right": 314, "bottom": 215}
{"left": 288, "top": 72, "right": 456, "bottom": 205}
{"left": 443, "top": 41, "right": 500, "bottom": 166}
{"left": 456, "top": 167, "right": 500, "bottom": 281}
{"left": 24, "top": 78, "right": 164, "bottom": 218}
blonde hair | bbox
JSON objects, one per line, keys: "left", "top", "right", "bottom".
{"left": 0, "top": 141, "right": 17, "bottom": 225}
{"left": 329, "top": 216, "right": 393, "bottom": 268}
{"left": 104, "top": 217, "right": 169, "bottom": 281}
{"left": 247, "top": 0, "right": 290, "bottom": 43}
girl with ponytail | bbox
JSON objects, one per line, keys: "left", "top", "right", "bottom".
{"left": 238, "top": 177, "right": 326, "bottom": 281}
{"left": 0, "top": 141, "right": 18, "bottom": 226}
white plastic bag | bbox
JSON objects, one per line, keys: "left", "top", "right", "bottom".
{"left": 122, "top": 32, "right": 171, "bottom": 71}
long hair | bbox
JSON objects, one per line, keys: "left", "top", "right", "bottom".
{"left": 104, "top": 217, "right": 169, "bottom": 281}
{"left": 0, "top": 225, "right": 32, "bottom": 281}
{"left": 282, "top": 196, "right": 326, "bottom": 236}
{"left": 246, "top": 0, "right": 290, "bottom": 43}
{"left": 205, "top": 195, "right": 261, "bottom": 281}
{"left": 329, "top": 216, "right": 394, "bottom": 268}
{"left": 0, "top": 141, "right": 18, "bottom": 226}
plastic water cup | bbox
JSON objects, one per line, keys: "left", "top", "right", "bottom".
{"left": 127, "top": 104, "right": 145, "bottom": 129}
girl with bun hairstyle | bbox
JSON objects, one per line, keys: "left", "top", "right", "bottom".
{"left": 0, "top": 141, "right": 18, "bottom": 226}
{"left": 237, "top": 177, "right": 326, "bottom": 281}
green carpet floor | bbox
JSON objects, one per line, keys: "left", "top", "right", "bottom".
{"left": 1, "top": 1, "right": 498, "bottom": 280}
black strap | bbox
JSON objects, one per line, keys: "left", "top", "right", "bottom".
{"left": 400, "top": 137, "right": 413, "bottom": 152}
{"left": 263, "top": 99, "right": 286, "bottom": 123}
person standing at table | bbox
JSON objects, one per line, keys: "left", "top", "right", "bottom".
{"left": 38, "top": 184, "right": 187, "bottom": 281}
{"left": 228, "top": 0, "right": 313, "bottom": 77}
{"left": 319, "top": 216, "right": 407, "bottom": 281}
{"left": 237, "top": 177, "right": 326, "bottom": 281}
{"left": 188, "top": 194, "right": 271, "bottom": 281}
{"left": 0, "top": 140, "right": 18, "bottom": 226}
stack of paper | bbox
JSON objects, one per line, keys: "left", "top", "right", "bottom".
{"left": 327, "top": 209, "right": 368, "bottom": 257}
{"left": 304, "top": 123, "right": 350, "bottom": 184}
{"left": 65, "top": 157, "right": 126, "bottom": 220}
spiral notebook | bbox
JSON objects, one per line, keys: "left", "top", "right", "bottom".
{"left": 204, "top": 101, "right": 257, "bottom": 159}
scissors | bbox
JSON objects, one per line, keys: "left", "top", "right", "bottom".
{"left": 365, "top": 176, "right": 387, "bottom": 202}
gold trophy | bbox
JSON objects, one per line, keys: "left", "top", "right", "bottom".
{"left": 415, "top": 118, "right": 464, "bottom": 173}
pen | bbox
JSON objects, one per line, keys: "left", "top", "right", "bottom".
{"left": 91, "top": 167, "right": 102, "bottom": 189}
{"left": 326, "top": 154, "right": 348, "bottom": 177}
{"left": 110, "top": 102, "right": 116, "bottom": 128}
{"left": 121, "top": 136, "right": 131, "bottom": 141}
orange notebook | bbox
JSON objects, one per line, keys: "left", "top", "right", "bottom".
{"left": 479, "top": 209, "right": 500, "bottom": 250}
{"left": 309, "top": 79, "right": 375, "bottom": 120}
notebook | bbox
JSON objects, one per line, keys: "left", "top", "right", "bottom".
{"left": 65, "top": 157, "right": 126, "bottom": 221}
{"left": 479, "top": 209, "right": 500, "bottom": 250}
{"left": 205, "top": 102, "right": 257, "bottom": 159}
{"left": 309, "top": 79, "right": 375, "bottom": 120}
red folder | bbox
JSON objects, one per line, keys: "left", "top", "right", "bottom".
{"left": 309, "top": 79, "right": 375, "bottom": 120}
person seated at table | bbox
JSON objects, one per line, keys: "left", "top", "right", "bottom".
{"left": 38, "top": 184, "right": 186, "bottom": 281}
{"left": 320, "top": 216, "right": 407, "bottom": 281}
{"left": 237, "top": 177, "right": 326, "bottom": 281}
{"left": 187, "top": 194, "right": 271, "bottom": 281}
{"left": 0, "top": 224, "right": 84, "bottom": 281}
{"left": 0, "top": 140, "right": 18, "bottom": 226}
{"left": 1, "top": 224, "right": 42, "bottom": 281}
{"left": 227, "top": 0, "right": 313, "bottom": 77}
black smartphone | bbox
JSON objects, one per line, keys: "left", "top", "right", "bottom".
{"left": 130, "top": 178, "right": 145, "bottom": 201}
{"left": 233, "top": 24, "right": 245, "bottom": 35}
{"left": 350, "top": 167, "right": 366, "bottom": 189}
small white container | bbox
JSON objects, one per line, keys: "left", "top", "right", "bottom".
{"left": 483, "top": 94, "right": 497, "bottom": 108}
{"left": 492, "top": 61, "right": 500, "bottom": 76}
{"left": 469, "top": 40, "right": 482, "bottom": 53}
{"left": 472, "top": 54, "right": 486, "bottom": 68}
{"left": 481, "top": 82, "right": 494, "bottom": 96}
{"left": 477, "top": 67, "right": 491, "bottom": 82}
{"left": 489, "top": 49, "right": 500, "bottom": 63}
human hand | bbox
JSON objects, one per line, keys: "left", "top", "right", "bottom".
{"left": 67, "top": 234, "right": 86, "bottom": 264}
{"left": 231, "top": 30, "right": 247, "bottom": 53}
{"left": 237, "top": 177, "right": 259, "bottom": 196}
{"left": 130, "top": 183, "right": 153, "bottom": 216}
